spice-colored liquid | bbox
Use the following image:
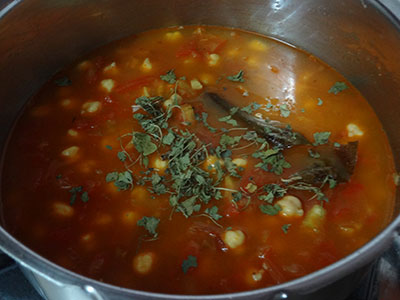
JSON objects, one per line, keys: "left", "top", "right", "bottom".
{"left": 1, "top": 26, "right": 396, "bottom": 294}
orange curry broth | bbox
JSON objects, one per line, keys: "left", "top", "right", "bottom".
{"left": 1, "top": 26, "right": 396, "bottom": 294}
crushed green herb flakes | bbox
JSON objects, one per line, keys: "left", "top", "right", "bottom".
{"left": 259, "top": 184, "right": 287, "bottom": 203}
{"left": 224, "top": 157, "right": 241, "bottom": 178}
{"left": 227, "top": 70, "right": 245, "bottom": 82}
{"left": 232, "top": 192, "right": 242, "bottom": 202}
{"left": 182, "top": 255, "right": 198, "bottom": 274}
{"left": 151, "top": 173, "right": 167, "bottom": 195}
{"left": 177, "top": 196, "right": 201, "bottom": 218}
{"left": 106, "top": 171, "right": 133, "bottom": 190}
{"left": 133, "top": 132, "right": 157, "bottom": 156}
{"left": 68, "top": 186, "right": 89, "bottom": 205}
{"left": 218, "top": 115, "right": 238, "bottom": 127}
{"left": 105, "top": 145, "right": 113, "bottom": 150}
{"left": 219, "top": 134, "right": 242, "bottom": 149}
{"left": 260, "top": 204, "right": 282, "bottom": 215}
{"left": 162, "top": 131, "right": 175, "bottom": 145}
{"left": 137, "top": 216, "right": 160, "bottom": 238}
{"left": 241, "top": 103, "right": 261, "bottom": 114}
{"left": 288, "top": 181, "right": 328, "bottom": 202}
{"left": 313, "top": 132, "right": 331, "bottom": 146}
{"left": 205, "top": 206, "right": 222, "bottom": 221}
{"left": 282, "top": 224, "right": 291, "bottom": 234}
{"left": 279, "top": 104, "right": 290, "bottom": 118}
{"left": 81, "top": 191, "right": 89, "bottom": 203}
{"left": 308, "top": 149, "right": 321, "bottom": 159}
{"left": 252, "top": 149, "right": 291, "bottom": 175}
{"left": 328, "top": 82, "right": 348, "bottom": 95}
{"left": 200, "top": 112, "right": 217, "bottom": 133}
{"left": 117, "top": 151, "right": 127, "bottom": 162}
{"left": 160, "top": 69, "right": 177, "bottom": 84}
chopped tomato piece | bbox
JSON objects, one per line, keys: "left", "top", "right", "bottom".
{"left": 86, "top": 56, "right": 106, "bottom": 84}
{"left": 115, "top": 75, "right": 156, "bottom": 93}
{"left": 176, "top": 36, "right": 227, "bottom": 58}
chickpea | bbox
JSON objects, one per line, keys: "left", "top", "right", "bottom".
{"left": 222, "top": 230, "right": 245, "bottom": 249}
{"left": 61, "top": 146, "right": 79, "bottom": 157}
{"left": 133, "top": 252, "right": 155, "bottom": 274}
{"left": 141, "top": 58, "right": 152, "bottom": 71}
{"left": 100, "top": 79, "right": 115, "bottom": 93}
{"left": 276, "top": 195, "right": 304, "bottom": 217}
{"left": 53, "top": 202, "right": 74, "bottom": 217}
{"left": 81, "top": 101, "right": 101, "bottom": 114}
{"left": 347, "top": 123, "right": 364, "bottom": 137}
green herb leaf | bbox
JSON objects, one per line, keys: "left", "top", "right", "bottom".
{"left": 333, "top": 142, "right": 341, "bottom": 148}
{"left": 105, "top": 145, "right": 113, "bottom": 150}
{"left": 162, "top": 131, "right": 175, "bottom": 145}
{"left": 252, "top": 149, "right": 291, "bottom": 175}
{"left": 160, "top": 69, "right": 177, "bottom": 84}
{"left": 81, "top": 191, "right": 90, "bottom": 203}
{"left": 241, "top": 103, "right": 262, "bottom": 114}
{"left": 219, "top": 134, "right": 242, "bottom": 148}
{"left": 259, "top": 184, "right": 287, "bottom": 203}
{"left": 317, "top": 98, "right": 323, "bottom": 106}
{"left": 243, "top": 131, "right": 258, "bottom": 142}
{"left": 137, "top": 216, "right": 160, "bottom": 238}
{"left": 224, "top": 157, "right": 241, "bottom": 178}
{"left": 169, "top": 195, "right": 178, "bottom": 207}
{"left": 313, "top": 132, "right": 331, "bottom": 146}
{"left": 205, "top": 206, "right": 222, "bottom": 221}
{"left": 68, "top": 186, "right": 83, "bottom": 205}
{"left": 117, "top": 151, "right": 127, "bottom": 162}
{"left": 308, "top": 149, "right": 321, "bottom": 159}
{"left": 288, "top": 181, "right": 328, "bottom": 202}
{"left": 68, "top": 186, "right": 89, "bottom": 205}
{"left": 177, "top": 196, "right": 201, "bottom": 218}
{"left": 227, "top": 70, "right": 245, "bottom": 82}
{"left": 327, "top": 177, "right": 337, "bottom": 189}
{"left": 259, "top": 204, "right": 282, "bottom": 215}
{"left": 328, "top": 82, "right": 348, "bottom": 95}
{"left": 232, "top": 192, "right": 242, "bottom": 202}
{"left": 133, "top": 132, "right": 157, "bottom": 156}
{"left": 54, "top": 76, "right": 72, "bottom": 87}
{"left": 279, "top": 104, "right": 290, "bottom": 118}
{"left": 182, "top": 255, "right": 198, "bottom": 274}
{"left": 282, "top": 224, "right": 291, "bottom": 234}
{"left": 218, "top": 115, "right": 238, "bottom": 127}
{"left": 201, "top": 112, "right": 217, "bottom": 133}
{"left": 106, "top": 172, "right": 118, "bottom": 182}
{"left": 106, "top": 171, "right": 133, "bottom": 190}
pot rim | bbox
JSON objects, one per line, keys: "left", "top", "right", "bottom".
{"left": 0, "top": 0, "right": 400, "bottom": 299}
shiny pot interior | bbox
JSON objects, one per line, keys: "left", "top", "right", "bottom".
{"left": 0, "top": 0, "right": 400, "bottom": 299}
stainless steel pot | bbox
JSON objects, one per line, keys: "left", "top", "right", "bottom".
{"left": 0, "top": 0, "right": 400, "bottom": 299}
